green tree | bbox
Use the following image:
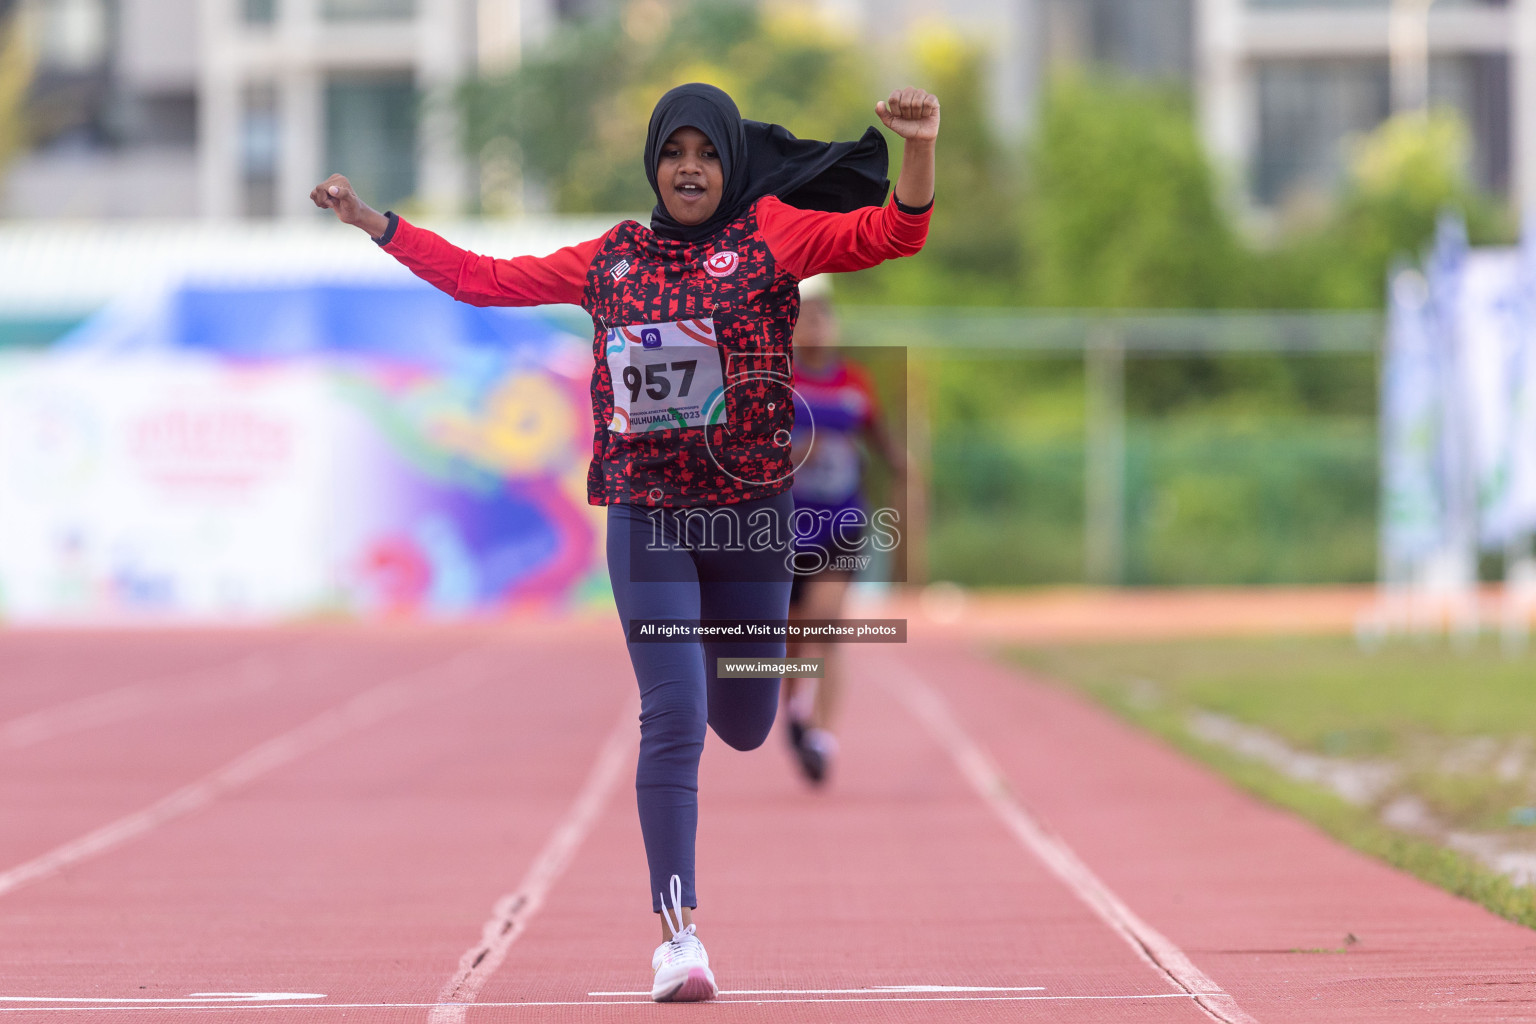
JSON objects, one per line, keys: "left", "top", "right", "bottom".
{"left": 838, "top": 29, "right": 1022, "bottom": 306}
{"left": 1021, "top": 74, "right": 1246, "bottom": 309}
{"left": 459, "top": 0, "right": 875, "bottom": 215}
{"left": 1259, "top": 109, "right": 1510, "bottom": 309}
{"left": 460, "top": 2, "right": 1023, "bottom": 306}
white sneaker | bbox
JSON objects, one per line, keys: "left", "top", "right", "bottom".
{"left": 651, "top": 923, "right": 716, "bottom": 1001}
{"left": 650, "top": 875, "right": 717, "bottom": 1002}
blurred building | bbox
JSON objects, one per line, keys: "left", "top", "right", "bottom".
{"left": 2, "top": 0, "right": 563, "bottom": 219}
{"left": 1042, "top": 0, "right": 1536, "bottom": 213}
{"left": 789, "top": 0, "right": 1040, "bottom": 140}
{"left": 786, "top": 0, "right": 1536, "bottom": 214}
{"left": 6, "top": 0, "right": 1536, "bottom": 220}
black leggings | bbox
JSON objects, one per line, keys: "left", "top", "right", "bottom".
{"left": 606, "top": 491, "right": 793, "bottom": 912}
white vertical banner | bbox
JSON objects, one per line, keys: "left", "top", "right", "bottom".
{"left": 1374, "top": 216, "right": 1536, "bottom": 640}
{"left": 1428, "top": 215, "right": 1478, "bottom": 572}
{"left": 1506, "top": 223, "right": 1536, "bottom": 541}
{"left": 1455, "top": 247, "right": 1525, "bottom": 547}
{"left": 1381, "top": 265, "right": 1444, "bottom": 573}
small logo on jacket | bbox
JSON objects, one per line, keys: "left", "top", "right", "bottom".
{"left": 704, "top": 251, "right": 739, "bottom": 278}
{"left": 609, "top": 259, "right": 632, "bottom": 282}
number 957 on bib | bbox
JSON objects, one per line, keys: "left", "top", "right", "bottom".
{"left": 605, "top": 318, "right": 726, "bottom": 434}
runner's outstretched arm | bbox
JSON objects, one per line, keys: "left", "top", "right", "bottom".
{"left": 309, "top": 173, "right": 599, "bottom": 308}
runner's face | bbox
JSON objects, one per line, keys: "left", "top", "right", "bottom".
{"left": 794, "top": 297, "right": 837, "bottom": 350}
{"left": 657, "top": 127, "right": 724, "bottom": 227}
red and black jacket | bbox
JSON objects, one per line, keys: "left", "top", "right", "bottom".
{"left": 381, "top": 195, "right": 929, "bottom": 507}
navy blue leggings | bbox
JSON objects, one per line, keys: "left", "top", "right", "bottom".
{"left": 606, "top": 491, "right": 793, "bottom": 912}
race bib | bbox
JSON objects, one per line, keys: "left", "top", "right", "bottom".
{"left": 605, "top": 319, "right": 726, "bottom": 434}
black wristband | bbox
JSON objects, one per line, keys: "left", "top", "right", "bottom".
{"left": 372, "top": 211, "right": 399, "bottom": 246}
{"left": 893, "top": 194, "right": 934, "bottom": 216}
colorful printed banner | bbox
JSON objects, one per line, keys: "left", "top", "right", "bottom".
{"left": 0, "top": 283, "right": 602, "bottom": 621}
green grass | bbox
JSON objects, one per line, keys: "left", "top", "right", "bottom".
{"left": 1008, "top": 635, "right": 1536, "bottom": 930}
{"left": 1015, "top": 635, "right": 1536, "bottom": 750}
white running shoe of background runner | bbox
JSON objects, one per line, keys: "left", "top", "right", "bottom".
{"left": 651, "top": 874, "right": 717, "bottom": 1002}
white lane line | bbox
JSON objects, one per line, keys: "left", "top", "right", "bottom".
{"left": 880, "top": 653, "right": 1260, "bottom": 1024}
{"left": 2, "top": 684, "right": 157, "bottom": 750}
{"left": 426, "top": 696, "right": 639, "bottom": 1024}
{"left": 583, "top": 982, "right": 1044, "bottom": 994}
{"left": 0, "top": 653, "right": 277, "bottom": 751}
{"left": 588, "top": 985, "right": 1047, "bottom": 995}
{"left": 0, "top": 994, "right": 325, "bottom": 1004}
{"left": 0, "top": 992, "right": 1200, "bottom": 1011}
{"left": 0, "top": 649, "right": 492, "bottom": 900}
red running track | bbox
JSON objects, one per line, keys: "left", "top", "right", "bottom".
{"left": 0, "top": 624, "right": 1533, "bottom": 1022}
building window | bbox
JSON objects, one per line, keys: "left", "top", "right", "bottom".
{"left": 1428, "top": 53, "right": 1511, "bottom": 195}
{"left": 1042, "top": 0, "right": 1193, "bottom": 80}
{"left": 120, "top": 91, "right": 198, "bottom": 147}
{"left": 324, "top": 73, "right": 417, "bottom": 211}
{"left": 320, "top": 0, "right": 416, "bottom": 19}
{"left": 1246, "top": 1, "right": 1507, "bottom": 8}
{"left": 242, "top": 0, "right": 277, "bottom": 24}
{"left": 1254, "top": 59, "right": 1390, "bottom": 205}
{"left": 22, "top": 0, "right": 112, "bottom": 149}
{"left": 553, "top": 0, "right": 605, "bottom": 16}
{"left": 25, "top": 0, "right": 110, "bottom": 73}
{"left": 242, "top": 83, "right": 279, "bottom": 218}
{"left": 1254, "top": 53, "right": 1511, "bottom": 205}
{"left": 1088, "top": 0, "right": 1192, "bottom": 79}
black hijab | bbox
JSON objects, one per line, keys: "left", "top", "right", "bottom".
{"left": 643, "top": 83, "right": 890, "bottom": 243}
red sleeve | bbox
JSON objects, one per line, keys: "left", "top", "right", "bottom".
{"left": 382, "top": 216, "right": 603, "bottom": 308}
{"left": 756, "top": 194, "right": 930, "bottom": 280}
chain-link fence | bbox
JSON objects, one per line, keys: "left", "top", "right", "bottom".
{"left": 839, "top": 309, "right": 1383, "bottom": 587}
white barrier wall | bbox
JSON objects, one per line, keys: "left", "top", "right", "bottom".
{"left": 0, "top": 357, "right": 336, "bottom": 620}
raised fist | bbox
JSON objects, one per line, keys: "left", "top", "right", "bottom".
{"left": 309, "top": 174, "right": 388, "bottom": 238}
{"left": 875, "top": 88, "right": 940, "bottom": 143}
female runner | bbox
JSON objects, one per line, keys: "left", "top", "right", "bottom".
{"left": 311, "top": 81, "right": 939, "bottom": 1002}
{"left": 782, "top": 276, "right": 908, "bottom": 785}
